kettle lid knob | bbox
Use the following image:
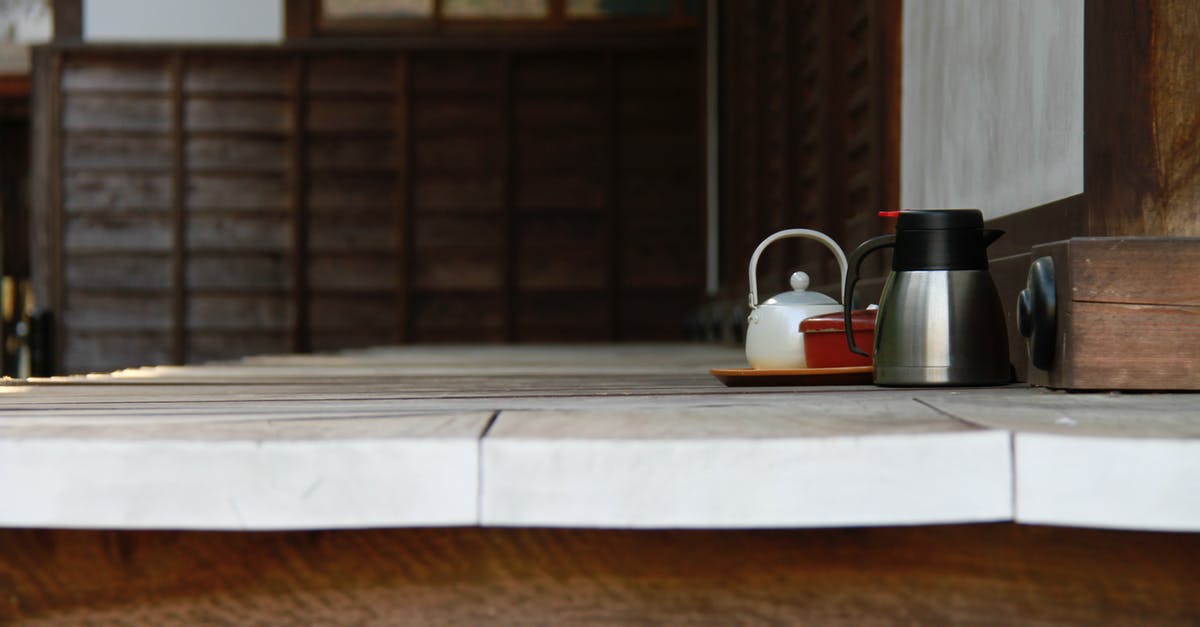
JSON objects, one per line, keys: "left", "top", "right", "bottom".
{"left": 789, "top": 271, "right": 810, "bottom": 292}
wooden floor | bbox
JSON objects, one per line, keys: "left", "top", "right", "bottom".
{"left": 1, "top": 344, "right": 1197, "bottom": 623}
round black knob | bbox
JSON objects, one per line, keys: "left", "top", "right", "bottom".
{"left": 1017, "top": 256, "right": 1057, "bottom": 371}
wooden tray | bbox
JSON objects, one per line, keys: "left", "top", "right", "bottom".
{"left": 710, "top": 366, "right": 874, "bottom": 387}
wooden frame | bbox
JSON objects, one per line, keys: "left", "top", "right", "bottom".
{"left": 2, "top": 524, "right": 1198, "bottom": 623}
{"left": 32, "top": 33, "right": 704, "bottom": 371}
{"left": 287, "top": 0, "right": 698, "bottom": 39}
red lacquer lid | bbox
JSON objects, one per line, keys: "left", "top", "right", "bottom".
{"left": 799, "top": 310, "right": 876, "bottom": 333}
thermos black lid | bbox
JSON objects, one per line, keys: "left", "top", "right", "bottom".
{"left": 896, "top": 208, "right": 984, "bottom": 231}
{"left": 891, "top": 209, "right": 1001, "bottom": 271}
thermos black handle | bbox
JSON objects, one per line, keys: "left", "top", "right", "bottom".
{"left": 844, "top": 234, "right": 895, "bottom": 357}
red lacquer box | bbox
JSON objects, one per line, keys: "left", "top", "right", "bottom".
{"left": 801, "top": 310, "right": 876, "bottom": 368}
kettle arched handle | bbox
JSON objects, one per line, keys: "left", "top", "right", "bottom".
{"left": 748, "top": 229, "right": 848, "bottom": 309}
{"left": 844, "top": 234, "right": 895, "bottom": 357}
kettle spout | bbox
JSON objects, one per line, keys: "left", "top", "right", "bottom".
{"left": 982, "top": 228, "right": 1005, "bottom": 247}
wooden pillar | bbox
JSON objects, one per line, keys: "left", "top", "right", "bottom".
{"left": 289, "top": 56, "right": 311, "bottom": 354}
{"left": 394, "top": 53, "right": 412, "bottom": 344}
{"left": 1084, "top": 0, "right": 1200, "bottom": 237}
{"left": 169, "top": 54, "right": 187, "bottom": 365}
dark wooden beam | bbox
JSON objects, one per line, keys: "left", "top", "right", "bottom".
{"left": 285, "top": 0, "right": 316, "bottom": 40}
{"left": 169, "top": 54, "right": 187, "bottom": 365}
{"left": 395, "top": 53, "right": 411, "bottom": 344}
{"left": 502, "top": 52, "right": 517, "bottom": 342}
{"left": 1, "top": 524, "right": 1198, "bottom": 623}
{"left": 872, "top": 0, "right": 901, "bottom": 218}
{"left": 52, "top": 0, "right": 82, "bottom": 42}
{"left": 1084, "top": 0, "right": 1200, "bottom": 237}
{"left": 605, "top": 51, "right": 621, "bottom": 340}
{"left": 289, "top": 55, "right": 311, "bottom": 354}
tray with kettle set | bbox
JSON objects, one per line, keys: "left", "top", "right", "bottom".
{"left": 712, "top": 210, "right": 1012, "bottom": 387}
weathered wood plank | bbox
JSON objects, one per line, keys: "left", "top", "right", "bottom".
{"left": 184, "top": 57, "right": 292, "bottom": 94}
{"left": 187, "top": 254, "right": 293, "bottom": 291}
{"left": 619, "top": 129, "right": 700, "bottom": 172}
{"left": 61, "top": 56, "right": 170, "bottom": 92}
{"left": 515, "top": 98, "right": 605, "bottom": 129}
{"left": 515, "top": 132, "right": 605, "bottom": 173}
{"left": 309, "top": 212, "right": 397, "bottom": 253}
{"left": 65, "top": 254, "right": 173, "bottom": 290}
{"left": 63, "top": 292, "right": 172, "bottom": 332}
{"left": 619, "top": 96, "right": 699, "bottom": 131}
{"left": 619, "top": 171, "right": 700, "bottom": 213}
{"left": 411, "top": 251, "right": 505, "bottom": 291}
{"left": 515, "top": 55, "right": 605, "bottom": 94}
{"left": 310, "top": 294, "right": 395, "bottom": 332}
{"left": 410, "top": 293, "right": 505, "bottom": 341}
{"left": 186, "top": 97, "right": 291, "bottom": 133}
{"left": 621, "top": 233, "right": 703, "bottom": 289}
{"left": 186, "top": 174, "right": 289, "bottom": 211}
{"left": 62, "top": 331, "right": 173, "bottom": 374}
{"left": 414, "top": 135, "right": 505, "bottom": 175}
{"left": 411, "top": 97, "right": 503, "bottom": 135}
{"left": 63, "top": 94, "right": 171, "bottom": 132}
{"left": 64, "top": 213, "right": 173, "bottom": 253}
{"left": 307, "top": 98, "right": 394, "bottom": 133}
{"left": 63, "top": 132, "right": 173, "bottom": 170}
{"left": 306, "top": 137, "right": 397, "bottom": 171}
{"left": 308, "top": 175, "right": 397, "bottom": 211}
{"left": 186, "top": 331, "right": 295, "bottom": 364}
{"left": 12, "top": 524, "right": 1200, "bottom": 625}
{"left": 515, "top": 292, "right": 610, "bottom": 341}
{"left": 1065, "top": 301, "right": 1200, "bottom": 390}
{"left": 186, "top": 136, "right": 289, "bottom": 171}
{"left": 412, "top": 214, "right": 501, "bottom": 250}
{"left": 311, "top": 331, "right": 396, "bottom": 352}
{"left": 618, "top": 52, "right": 696, "bottom": 92}
{"left": 920, "top": 389, "right": 1200, "bottom": 531}
{"left": 1067, "top": 237, "right": 1200, "bottom": 306}
{"left": 516, "top": 175, "right": 605, "bottom": 212}
{"left": 307, "top": 55, "right": 397, "bottom": 94}
{"left": 186, "top": 213, "right": 291, "bottom": 252}
{"left": 187, "top": 294, "right": 292, "bottom": 332}
{"left": 483, "top": 404, "right": 1008, "bottom": 528}
{"left": 413, "top": 177, "right": 503, "bottom": 212}
{"left": 618, "top": 290, "right": 697, "bottom": 339}
{"left": 308, "top": 255, "right": 397, "bottom": 292}
{"left": 0, "top": 412, "right": 487, "bottom": 529}
{"left": 411, "top": 56, "right": 504, "bottom": 94}
{"left": 64, "top": 171, "right": 172, "bottom": 211}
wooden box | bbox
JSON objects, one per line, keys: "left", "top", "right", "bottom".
{"left": 1023, "top": 237, "right": 1200, "bottom": 390}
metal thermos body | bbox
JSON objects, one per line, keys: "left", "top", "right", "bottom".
{"left": 872, "top": 269, "right": 1010, "bottom": 385}
{"left": 844, "top": 209, "right": 1011, "bottom": 387}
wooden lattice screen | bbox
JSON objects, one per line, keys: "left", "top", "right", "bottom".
{"left": 719, "top": 0, "right": 900, "bottom": 304}
{"left": 33, "top": 42, "right": 702, "bottom": 373}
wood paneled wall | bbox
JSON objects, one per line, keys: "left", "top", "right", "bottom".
{"left": 719, "top": 0, "right": 899, "bottom": 304}
{"left": 37, "top": 43, "right": 701, "bottom": 373}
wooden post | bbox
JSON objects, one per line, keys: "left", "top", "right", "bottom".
{"left": 395, "top": 53, "right": 412, "bottom": 344}
{"left": 289, "top": 56, "right": 311, "bottom": 354}
{"left": 1084, "top": 0, "right": 1200, "bottom": 237}
{"left": 604, "top": 51, "right": 621, "bottom": 340}
{"left": 51, "top": 0, "right": 82, "bottom": 42}
{"left": 502, "top": 52, "right": 518, "bottom": 342}
{"left": 169, "top": 53, "right": 187, "bottom": 365}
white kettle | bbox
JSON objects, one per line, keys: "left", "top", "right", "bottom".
{"left": 745, "top": 229, "right": 848, "bottom": 369}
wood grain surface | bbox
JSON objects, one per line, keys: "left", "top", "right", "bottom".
{"left": 1, "top": 524, "right": 1198, "bottom": 625}
{"left": 1084, "top": 0, "right": 1200, "bottom": 237}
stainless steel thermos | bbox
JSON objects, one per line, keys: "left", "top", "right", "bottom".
{"left": 843, "top": 209, "right": 1011, "bottom": 386}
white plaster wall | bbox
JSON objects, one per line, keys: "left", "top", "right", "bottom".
{"left": 901, "top": 0, "right": 1083, "bottom": 219}
{"left": 84, "top": 0, "right": 283, "bottom": 43}
{"left": 0, "top": 1, "right": 52, "bottom": 72}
